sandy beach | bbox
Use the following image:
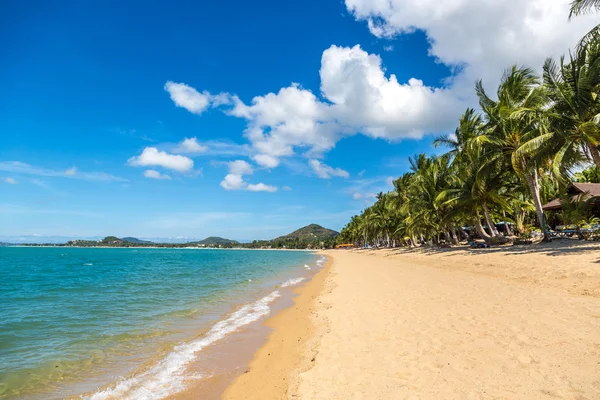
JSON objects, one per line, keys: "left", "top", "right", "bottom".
{"left": 224, "top": 241, "right": 600, "bottom": 399}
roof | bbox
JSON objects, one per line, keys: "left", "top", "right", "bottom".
{"left": 542, "top": 182, "right": 600, "bottom": 210}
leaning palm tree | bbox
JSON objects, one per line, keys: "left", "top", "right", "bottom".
{"left": 542, "top": 41, "right": 600, "bottom": 172}
{"left": 477, "top": 66, "right": 552, "bottom": 239}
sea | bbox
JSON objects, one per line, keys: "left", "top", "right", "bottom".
{"left": 0, "top": 247, "right": 325, "bottom": 400}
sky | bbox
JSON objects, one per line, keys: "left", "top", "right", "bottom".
{"left": 0, "top": 0, "right": 597, "bottom": 242}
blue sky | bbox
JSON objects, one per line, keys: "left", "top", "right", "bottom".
{"left": 0, "top": 0, "right": 595, "bottom": 242}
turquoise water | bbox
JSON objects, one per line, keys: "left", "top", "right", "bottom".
{"left": 0, "top": 247, "right": 317, "bottom": 399}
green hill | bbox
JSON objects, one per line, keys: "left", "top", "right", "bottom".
{"left": 121, "top": 237, "right": 154, "bottom": 244}
{"left": 273, "top": 224, "right": 339, "bottom": 242}
{"left": 195, "top": 236, "right": 239, "bottom": 246}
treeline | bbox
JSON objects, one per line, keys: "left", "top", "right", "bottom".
{"left": 338, "top": 14, "right": 600, "bottom": 247}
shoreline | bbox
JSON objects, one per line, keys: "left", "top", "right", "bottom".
{"left": 220, "top": 253, "right": 331, "bottom": 400}
{"left": 220, "top": 243, "right": 600, "bottom": 399}
{"left": 4, "top": 250, "right": 321, "bottom": 400}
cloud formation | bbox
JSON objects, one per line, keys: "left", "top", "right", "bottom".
{"left": 166, "top": 0, "right": 595, "bottom": 174}
{"left": 169, "top": 44, "right": 466, "bottom": 169}
{"left": 309, "top": 159, "right": 350, "bottom": 179}
{"left": 247, "top": 183, "right": 278, "bottom": 192}
{"left": 144, "top": 169, "right": 172, "bottom": 180}
{"left": 0, "top": 161, "right": 126, "bottom": 182}
{"left": 219, "top": 159, "right": 277, "bottom": 192}
{"left": 344, "top": 0, "right": 597, "bottom": 95}
{"left": 127, "top": 147, "right": 194, "bottom": 172}
{"left": 174, "top": 137, "right": 208, "bottom": 154}
{"left": 164, "top": 81, "right": 231, "bottom": 115}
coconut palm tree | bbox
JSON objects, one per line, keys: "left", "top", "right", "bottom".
{"left": 570, "top": 0, "right": 600, "bottom": 17}
{"left": 541, "top": 42, "right": 600, "bottom": 172}
{"left": 477, "top": 66, "right": 552, "bottom": 239}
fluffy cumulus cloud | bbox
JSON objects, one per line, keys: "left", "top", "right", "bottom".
{"left": 144, "top": 169, "right": 172, "bottom": 180}
{"left": 228, "top": 160, "right": 254, "bottom": 175}
{"left": 309, "top": 159, "right": 350, "bottom": 179}
{"left": 219, "top": 160, "right": 277, "bottom": 192}
{"left": 169, "top": 45, "right": 466, "bottom": 168}
{"left": 344, "top": 0, "right": 598, "bottom": 95}
{"left": 166, "top": 0, "right": 595, "bottom": 175}
{"left": 174, "top": 137, "right": 208, "bottom": 154}
{"left": 164, "top": 81, "right": 231, "bottom": 114}
{"left": 253, "top": 154, "right": 279, "bottom": 168}
{"left": 247, "top": 183, "right": 278, "bottom": 192}
{"left": 127, "top": 147, "right": 194, "bottom": 172}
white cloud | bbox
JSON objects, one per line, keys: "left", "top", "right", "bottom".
{"left": 282, "top": 185, "right": 292, "bottom": 191}
{"left": 164, "top": 81, "right": 231, "bottom": 115}
{"left": 219, "top": 160, "right": 277, "bottom": 192}
{"left": 220, "top": 173, "right": 245, "bottom": 190}
{"left": 64, "top": 167, "right": 77, "bottom": 176}
{"left": 127, "top": 147, "right": 194, "bottom": 172}
{"left": 2, "top": 177, "right": 17, "bottom": 184}
{"left": 174, "top": 137, "right": 208, "bottom": 154}
{"left": 0, "top": 161, "right": 126, "bottom": 182}
{"left": 253, "top": 154, "right": 280, "bottom": 168}
{"left": 344, "top": 0, "right": 597, "bottom": 96}
{"left": 309, "top": 159, "right": 350, "bottom": 179}
{"left": 228, "top": 160, "right": 254, "bottom": 175}
{"left": 170, "top": 44, "right": 466, "bottom": 165}
{"left": 166, "top": 0, "right": 595, "bottom": 173}
{"left": 247, "top": 183, "right": 278, "bottom": 192}
{"left": 383, "top": 45, "right": 394, "bottom": 52}
{"left": 144, "top": 170, "right": 172, "bottom": 180}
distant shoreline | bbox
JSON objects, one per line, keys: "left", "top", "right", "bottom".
{"left": 7, "top": 245, "right": 317, "bottom": 251}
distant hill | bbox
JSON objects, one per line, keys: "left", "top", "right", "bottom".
{"left": 273, "top": 224, "right": 339, "bottom": 242}
{"left": 121, "top": 237, "right": 154, "bottom": 244}
{"left": 194, "top": 236, "right": 239, "bottom": 246}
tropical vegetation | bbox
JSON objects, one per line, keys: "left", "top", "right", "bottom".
{"left": 337, "top": 15, "right": 600, "bottom": 247}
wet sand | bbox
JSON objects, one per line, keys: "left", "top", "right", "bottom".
{"left": 224, "top": 242, "right": 600, "bottom": 399}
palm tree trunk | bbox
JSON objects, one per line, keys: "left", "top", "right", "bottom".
{"left": 482, "top": 203, "right": 499, "bottom": 237}
{"left": 473, "top": 216, "right": 492, "bottom": 241}
{"left": 524, "top": 168, "right": 550, "bottom": 241}
{"left": 443, "top": 230, "right": 451, "bottom": 243}
{"left": 449, "top": 225, "right": 459, "bottom": 244}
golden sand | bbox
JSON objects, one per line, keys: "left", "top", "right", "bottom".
{"left": 224, "top": 241, "right": 600, "bottom": 399}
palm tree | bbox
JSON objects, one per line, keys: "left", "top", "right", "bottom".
{"left": 477, "top": 66, "right": 552, "bottom": 239}
{"left": 570, "top": 0, "right": 600, "bottom": 17}
{"left": 542, "top": 42, "right": 600, "bottom": 172}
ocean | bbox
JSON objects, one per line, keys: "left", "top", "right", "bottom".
{"left": 0, "top": 247, "right": 323, "bottom": 399}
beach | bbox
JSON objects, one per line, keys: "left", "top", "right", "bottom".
{"left": 223, "top": 241, "right": 600, "bottom": 399}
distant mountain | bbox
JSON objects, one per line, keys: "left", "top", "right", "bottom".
{"left": 194, "top": 236, "right": 239, "bottom": 245}
{"left": 121, "top": 237, "right": 154, "bottom": 244}
{"left": 273, "top": 224, "right": 339, "bottom": 242}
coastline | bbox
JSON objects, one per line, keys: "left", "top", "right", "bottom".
{"left": 219, "top": 253, "right": 331, "bottom": 400}
{"left": 220, "top": 243, "right": 600, "bottom": 399}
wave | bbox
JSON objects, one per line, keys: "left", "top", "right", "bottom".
{"left": 280, "top": 277, "right": 306, "bottom": 288}
{"left": 304, "top": 264, "right": 311, "bottom": 270}
{"left": 86, "top": 290, "right": 281, "bottom": 400}
{"left": 316, "top": 255, "right": 326, "bottom": 267}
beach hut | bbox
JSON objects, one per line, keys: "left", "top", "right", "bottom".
{"left": 542, "top": 182, "right": 600, "bottom": 215}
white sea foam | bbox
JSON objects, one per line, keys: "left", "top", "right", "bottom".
{"left": 83, "top": 263, "right": 93, "bottom": 266}
{"left": 86, "top": 290, "right": 281, "bottom": 400}
{"left": 316, "top": 256, "right": 326, "bottom": 267}
{"left": 304, "top": 264, "right": 311, "bottom": 270}
{"left": 280, "top": 277, "right": 306, "bottom": 288}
